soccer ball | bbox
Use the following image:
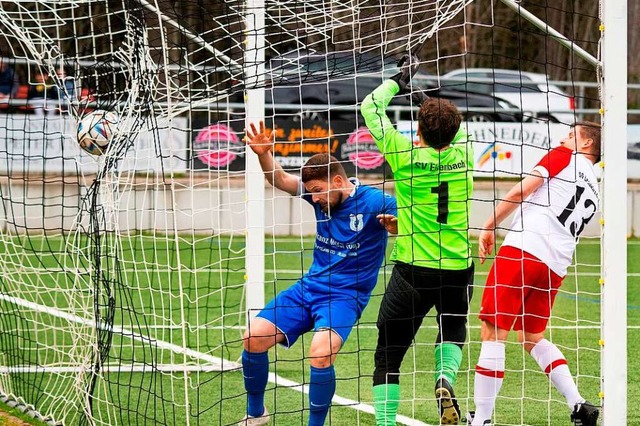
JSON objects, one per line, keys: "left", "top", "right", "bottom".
{"left": 77, "top": 110, "right": 118, "bottom": 155}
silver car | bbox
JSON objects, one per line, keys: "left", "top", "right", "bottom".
{"left": 441, "top": 68, "right": 576, "bottom": 124}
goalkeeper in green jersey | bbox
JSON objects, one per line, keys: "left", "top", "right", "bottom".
{"left": 361, "top": 55, "right": 474, "bottom": 425}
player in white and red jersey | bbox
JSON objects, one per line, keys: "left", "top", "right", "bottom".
{"left": 468, "top": 122, "right": 602, "bottom": 426}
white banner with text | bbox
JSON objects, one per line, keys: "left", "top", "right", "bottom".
{"left": 396, "top": 121, "right": 640, "bottom": 179}
{"left": 396, "top": 121, "right": 575, "bottom": 177}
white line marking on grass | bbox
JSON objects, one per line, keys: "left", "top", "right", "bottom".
{"left": 0, "top": 293, "right": 238, "bottom": 371}
{"left": 266, "top": 373, "right": 429, "bottom": 426}
{"left": 0, "top": 293, "right": 426, "bottom": 425}
{"left": 0, "top": 365, "right": 427, "bottom": 425}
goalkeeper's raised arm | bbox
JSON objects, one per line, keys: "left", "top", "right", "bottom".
{"left": 361, "top": 59, "right": 468, "bottom": 172}
{"left": 361, "top": 79, "right": 411, "bottom": 172}
{"left": 244, "top": 120, "right": 300, "bottom": 196}
{"left": 360, "top": 54, "right": 420, "bottom": 172}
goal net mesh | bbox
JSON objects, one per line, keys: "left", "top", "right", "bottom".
{"left": 0, "top": 0, "right": 602, "bottom": 424}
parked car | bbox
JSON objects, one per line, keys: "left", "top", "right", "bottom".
{"left": 441, "top": 68, "right": 575, "bottom": 124}
{"left": 260, "top": 51, "right": 521, "bottom": 123}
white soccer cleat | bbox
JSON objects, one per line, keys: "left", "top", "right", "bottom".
{"left": 237, "top": 407, "right": 270, "bottom": 425}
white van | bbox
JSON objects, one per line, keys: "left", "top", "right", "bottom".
{"left": 441, "top": 68, "right": 576, "bottom": 124}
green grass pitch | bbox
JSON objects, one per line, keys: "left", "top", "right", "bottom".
{"left": 0, "top": 236, "right": 636, "bottom": 425}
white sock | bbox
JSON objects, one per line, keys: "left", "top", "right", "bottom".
{"left": 530, "top": 339, "right": 584, "bottom": 410}
{"left": 472, "top": 341, "right": 505, "bottom": 425}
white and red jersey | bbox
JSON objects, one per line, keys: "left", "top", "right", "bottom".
{"left": 502, "top": 146, "right": 599, "bottom": 277}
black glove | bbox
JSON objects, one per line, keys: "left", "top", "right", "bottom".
{"left": 390, "top": 54, "right": 420, "bottom": 94}
{"left": 409, "top": 86, "right": 429, "bottom": 105}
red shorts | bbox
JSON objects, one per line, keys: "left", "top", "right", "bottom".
{"left": 479, "top": 245, "right": 563, "bottom": 334}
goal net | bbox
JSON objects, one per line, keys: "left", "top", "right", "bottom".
{"left": 0, "top": 0, "right": 615, "bottom": 425}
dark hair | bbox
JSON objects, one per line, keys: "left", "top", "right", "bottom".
{"left": 301, "top": 153, "right": 347, "bottom": 183}
{"left": 573, "top": 121, "right": 601, "bottom": 162}
{"left": 418, "top": 98, "right": 462, "bottom": 150}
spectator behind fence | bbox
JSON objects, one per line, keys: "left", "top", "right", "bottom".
{"left": 0, "top": 59, "right": 18, "bottom": 100}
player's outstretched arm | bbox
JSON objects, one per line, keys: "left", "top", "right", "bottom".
{"left": 478, "top": 171, "right": 545, "bottom": 262}
{"left": 244, "top": 121, "right": 300, "bottom": 196}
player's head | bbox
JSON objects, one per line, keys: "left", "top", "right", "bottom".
{"left": 417, "top": 98, "right": 462, "bottom": 150}
{"left": 301, "top": 153, "right": 350, "bottom": 213}
{"left": 562, "top": 121, "right": 601, "bottom": 163}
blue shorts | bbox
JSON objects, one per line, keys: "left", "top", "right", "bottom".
{"left": 256, "top": 282, "right": 362, "bottom": 348}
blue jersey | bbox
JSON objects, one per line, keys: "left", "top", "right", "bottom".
{"left": 300, "top": 180, "right": 397, "bottom": 305}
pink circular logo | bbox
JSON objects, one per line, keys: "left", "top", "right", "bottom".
{"left": 342, "top": 127, "right": 384, "bottom": 170}
{"left": 194, "top": 124, "right": 242, "bottom": 168}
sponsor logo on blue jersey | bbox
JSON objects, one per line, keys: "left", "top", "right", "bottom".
{"left": 301, "top": 183, "right": 397, "bottom": 299}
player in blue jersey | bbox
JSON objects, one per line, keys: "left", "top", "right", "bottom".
{"left": 238, "top": 121, "right": 397, "bottom": 426}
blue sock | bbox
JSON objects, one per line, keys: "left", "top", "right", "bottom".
{"left": 308, "top": 365, "right": 336, "bottom": 426}
{"left": 242, "top": 350, "right": 269, "bottom": 417}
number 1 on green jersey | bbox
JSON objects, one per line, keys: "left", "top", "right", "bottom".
{"left": 431, "top": 182, "right": 449, "bottom": 224}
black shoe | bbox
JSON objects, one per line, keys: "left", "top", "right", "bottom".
{"left": 571, "top": 401, "right": 599, "bottom": 426}
{"left": 435, "top": 377, "right": 461, "bottom": 424}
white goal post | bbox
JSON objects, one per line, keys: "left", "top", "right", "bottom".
{"left": 600, "top": 0, "right": 628, "bottom": 424}
{"left": 244, "top": 0, "right": 267, "bottom": 321}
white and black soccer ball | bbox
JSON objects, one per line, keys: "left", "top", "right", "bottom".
{"left": 77, "top": 110, "right": 118, "bottom": 156}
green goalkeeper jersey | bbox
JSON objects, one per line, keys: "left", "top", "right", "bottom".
{"left": 361, "top": 80, "right": 473, "bottom": 270}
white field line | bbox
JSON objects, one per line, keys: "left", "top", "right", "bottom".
{"left": 0, "top": 293, "right": 237, "bottom": 371}
{"left": 0, "top": 366, "right": 427, "bottom": 426}
{"left": 262, "top": 373, "right": 429, "bottom": 426}
{"left": 0, "top": 293, "right": 425, "bottom": 426}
